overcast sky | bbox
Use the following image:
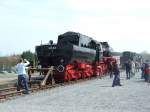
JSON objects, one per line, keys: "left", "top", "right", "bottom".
{"left": 0, "top": 0, "right": 150, "bottom": 56}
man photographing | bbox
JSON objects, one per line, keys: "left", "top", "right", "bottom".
{"left": 16, "top": 58, "right": 30, "bottom": 94}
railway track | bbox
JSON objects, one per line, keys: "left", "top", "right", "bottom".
{"left": 0, "top": 76, "right": 101, "bottom": 102}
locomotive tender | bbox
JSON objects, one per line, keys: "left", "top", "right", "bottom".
{"left": 35, "top": 31, "right": 115, "bottom": 82}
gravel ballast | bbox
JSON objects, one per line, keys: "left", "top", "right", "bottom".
{"left": 0, "top": 72, "right": 150, "bottom": 112}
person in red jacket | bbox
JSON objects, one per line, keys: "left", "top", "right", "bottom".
{"left": 144, "top": 63, "right": 150, "bottom": 82}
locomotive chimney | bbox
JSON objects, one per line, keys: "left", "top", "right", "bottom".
{"left": 49, "top": 40, "right": 53, "bottom": 45}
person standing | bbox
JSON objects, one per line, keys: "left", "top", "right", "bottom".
{"left": 112, "top": 63, "right": 122, "bottom": 87}
{"left": 144, "top": 63, "right": 150, "bottom": 82}
{"left": 131, "top": 61, "right": 135, "bottom": 77}
{"left": 125, "top": 61, "right": 131, "bottom": 79}
{"left": 108, "top": 61, "right": 113, "bottom": 78}
{"left": 135, "top": 61, "right": 140, "bottom": 72}
{"left": 16, "top": 58, "right": 30, "bottom": 94}
{"left": 141, "top": 63, "right": 145, "bottom": 79}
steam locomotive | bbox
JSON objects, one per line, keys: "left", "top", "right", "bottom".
{"left": 35, "top": 32, "right": 116, "bottom": 82}
{"left": 120, "top": 51, "right": 143, "bottom": 69}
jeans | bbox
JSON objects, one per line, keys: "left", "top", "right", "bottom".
{"left": 17, "top": 75, "right": 29, "bottom": 94}
{"left": 110, "top": 71, "right": 113, "bottom": 78}
{"left": 112, "top": 74, "right": 121, "bottom": 87}
{"left": 141, "top": 71, "right": 144, "bottom": 79}
{"left": 126, "top": 70, "right": 131, "bottom": 79}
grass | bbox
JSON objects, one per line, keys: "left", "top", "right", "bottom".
{"left": 0, "top": 73, "right": 17, "bottom": 78}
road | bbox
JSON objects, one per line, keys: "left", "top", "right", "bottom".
{"left": 0, "top": 71, "right": 150, "bottom": 112}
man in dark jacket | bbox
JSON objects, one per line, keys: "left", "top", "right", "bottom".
{"left": 108, "top": 61, "right": 113, "bottom": 78}
{"left": 125, "top": 61, "right": 131, "bottom": 79}
{"left": 112, "top": 63, "right": 122, "bottom": 87}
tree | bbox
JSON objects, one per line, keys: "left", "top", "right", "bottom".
{"left": 140, "top": 51, "right": 150, "bottom": 61}
{"left": 0, "top": 55, "right": 20, "bottom": 72}
{"left": 21, "top": 50, "right": 36, "bottom": 67}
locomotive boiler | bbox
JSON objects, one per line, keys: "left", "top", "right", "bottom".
{"left": 35, "top": 31, "right": 116, "bottom": 82}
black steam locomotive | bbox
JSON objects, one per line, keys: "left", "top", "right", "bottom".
{"left": 35, "top": 31, "right": 115, "bottom": 82}
{"left": 36, "top": 32, "right": 111, "bottom": 67}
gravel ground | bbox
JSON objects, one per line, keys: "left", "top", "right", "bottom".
{"left": 0, "top": 71, "right": 150, "bottom": 112}
{"left": 0, "top": 73, "right": 17, "bottom": 86}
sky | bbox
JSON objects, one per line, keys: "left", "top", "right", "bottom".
{"left": 0, "top": 0, "right": 150, "bottom": 56}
